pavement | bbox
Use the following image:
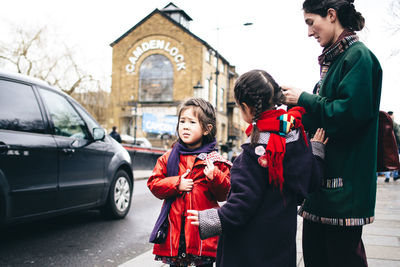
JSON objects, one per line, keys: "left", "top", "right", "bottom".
{"left": 128, "top": 171, "right": 400, "bottom": 267}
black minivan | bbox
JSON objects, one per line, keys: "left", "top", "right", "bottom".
{"left": 0, "top": 71, "right": 133, "bottom": 224}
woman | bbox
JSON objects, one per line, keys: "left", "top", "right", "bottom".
{"left": 282, "top": 0, "right": 382, "bottom": 266}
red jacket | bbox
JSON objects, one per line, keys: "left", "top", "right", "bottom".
{"left": 148, "top": 150, "right": 231, "bottom": 258}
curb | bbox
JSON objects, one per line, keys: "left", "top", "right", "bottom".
{"left": 119, "top": 250, "right": 168, "bottom": 267}
{"left": 133, "top": 170, "right": 153, "bottom": 181}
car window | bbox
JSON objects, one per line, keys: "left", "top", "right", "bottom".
{"left": 0, "top": 79, "right": 45, "bottom": 133}
{"left": 39, "top": 88, "right": 89, "bottom": 140}
{"left": 73, "top": 102, "right": 100, "bottom": 135}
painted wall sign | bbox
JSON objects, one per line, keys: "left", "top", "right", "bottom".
{"left": 126, "top": 39, "right": 186, "bottom": 73}
{"left": 142, "top": 113, "right": 178, "bottom": 135}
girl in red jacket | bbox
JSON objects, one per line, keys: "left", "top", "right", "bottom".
{"left": 148, "top": 98, "right": 231, "bottom": 267}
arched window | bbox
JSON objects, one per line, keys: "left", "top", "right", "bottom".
{"left": 139, "top": 54, "right": 173, "bottom": 102}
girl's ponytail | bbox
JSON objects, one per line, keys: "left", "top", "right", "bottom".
{"left": 250, "top": 95, "right": 263, "bottom": 145}
{"left": 273, "top": 86, "right": 285, "bottom": 107}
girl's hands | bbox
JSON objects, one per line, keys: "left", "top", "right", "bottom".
{"left": 178, "top": 169, "right": 193, "bottom": 192}
{"left": 311, "top": 128, "right": 329, "bottom": 144}
{"left": 203, "top": 158, "right": 215, "bottom": 180}
{"left": 187, "top": 210, "right": 199, "bottom": 226}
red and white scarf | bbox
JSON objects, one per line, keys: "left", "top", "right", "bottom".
{"left": 245, "top": 107, "right": 307, "bottom": 190}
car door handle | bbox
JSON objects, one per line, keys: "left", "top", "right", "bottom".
{"left": 0, "top": 142, "right": 9, "bottom": 154}
{"left": 62, "top": 148, "right": 75, "bottom": 155}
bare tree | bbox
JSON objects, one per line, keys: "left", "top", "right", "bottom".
{"left": 388, "top": 0, "right": 400, "bottom": 34}
{"left": 71, "top": 86, "right": 111, "bottom": 127}
{"left": 0, "top": 22, "right": 111, "bottom": 125}
{"left": 0, "top": 23, "right": 100, "bottom": 95}
{"left": 387, "top": 0, "right": 400, "bottom": 58}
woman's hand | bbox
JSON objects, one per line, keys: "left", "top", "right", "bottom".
{"left": 281, "top": 85, "right": 303, "bottom": 106}
{"left": 203, "top": 158, "right": 215, "bottom": 180}
{"left": 178, "top": 170, "right": 193, "bottom": 192}
{"left": 187, "top": 210, "right": 199, "bottom": 226}
{"left": 311, "top": 128, "right": 329, "bottom": 145}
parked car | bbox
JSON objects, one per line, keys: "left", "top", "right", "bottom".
{"left": 0, "top": 71, "right": 133, "bottom": 224}
{"left": 121, "top": 134, "right": 152, "bottom": 148}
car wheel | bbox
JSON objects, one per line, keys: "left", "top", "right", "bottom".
{"left": 101, "top": 169, "right": 132, "bottom": 219}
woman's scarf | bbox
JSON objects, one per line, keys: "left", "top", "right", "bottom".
{"left": 245, "top": 107, "right": 307, "bottom": 190}
{"left": 314, "top": 29, "right": 359, "bottom": 95}
{"left": 166, "top": 140, "right": 217, "bottom": 176}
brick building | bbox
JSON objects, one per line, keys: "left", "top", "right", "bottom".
{"left": 109, "top": 2, "right": 246, "bottom": 153}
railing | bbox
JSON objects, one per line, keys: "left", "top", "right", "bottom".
{"left": 122, "top": 144, "right": 167, "bottom": 171}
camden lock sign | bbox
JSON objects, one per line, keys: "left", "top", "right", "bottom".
{"left": 125, "top": 39, "right": 186, "bottom": 73}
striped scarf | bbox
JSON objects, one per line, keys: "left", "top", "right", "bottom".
{"left": 314, "top": 30, "right": 359, "bottom": 95}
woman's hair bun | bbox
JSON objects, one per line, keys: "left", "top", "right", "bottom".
{"left": 303, "top": 0, "right": 364, "bottom": 31}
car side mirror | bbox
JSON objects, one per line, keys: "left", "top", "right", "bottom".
{"left": 93, "top": 127, "right": 105, "bottom": 141}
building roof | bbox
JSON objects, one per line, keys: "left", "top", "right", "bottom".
{"left": 109, "top": 4, "right": 232, "bottom": 67}
{"left": 161, "top": 2, "right": 193, "bottom": 21}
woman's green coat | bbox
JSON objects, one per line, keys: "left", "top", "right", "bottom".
{"left": 298, "top": 42, "right": 382, "bottom": 226}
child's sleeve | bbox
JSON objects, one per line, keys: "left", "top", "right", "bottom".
{"left": 147, "top": 152, "right": 181, "bottom": 199}
{"left": 198, "top": 208, "right": 222, "bottom": 240}
{"left": 207, "top": 162, "right": 231, "bottom": 202}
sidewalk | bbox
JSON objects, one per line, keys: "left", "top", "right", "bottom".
{"left": 125, "top": 175, "right": 400, "bottom": 267}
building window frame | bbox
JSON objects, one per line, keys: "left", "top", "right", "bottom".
{"left": 139, "top": 54, "right": 174, "bottom": 102}
{"left": 205, "top": 50, "right": 211, "bottom": 63}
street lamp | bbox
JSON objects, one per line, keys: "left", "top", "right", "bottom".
{"left": 193, "top": 81, "right": 204, "bottom": 99}
{"left": 127, "top": 96, "right": 137, "bottom": 145}
{"left": 133, "top": 102, "right": 137, "bottom": 145}
{"left": 193, "top": 81, "right": 203, "bottom": 89}
{"left": 214, "top": 22, "right": 253, "bottom": 112}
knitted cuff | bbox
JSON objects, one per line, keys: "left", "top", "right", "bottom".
{"left": 311, "top": 141, "right": 325, "bottom": 160}
{"left": 198, "top": 209, "right": 222, "bottom": 240}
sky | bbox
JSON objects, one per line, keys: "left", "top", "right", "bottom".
{"left": 1, "top": 0, "right": 399, "bottom": 116}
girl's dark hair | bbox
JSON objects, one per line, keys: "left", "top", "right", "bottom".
{"left": 176, "top": 98, "right": 217, "bottom": 144}
{"left": 303, "top": 0, "right": 365, "bottom": 31}
{"left": 234, "top": 70, "right": 284, "bottom": 146}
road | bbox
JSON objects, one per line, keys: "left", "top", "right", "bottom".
{"left": 3, "top": 177, "right": 398, "bottom": 267}
{"left": 0, "top": 179, "right": 162, "bottom": 267}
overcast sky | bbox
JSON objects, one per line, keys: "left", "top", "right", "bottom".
{"left": 1, "top": 0, "right": 399, "bottom": 116}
